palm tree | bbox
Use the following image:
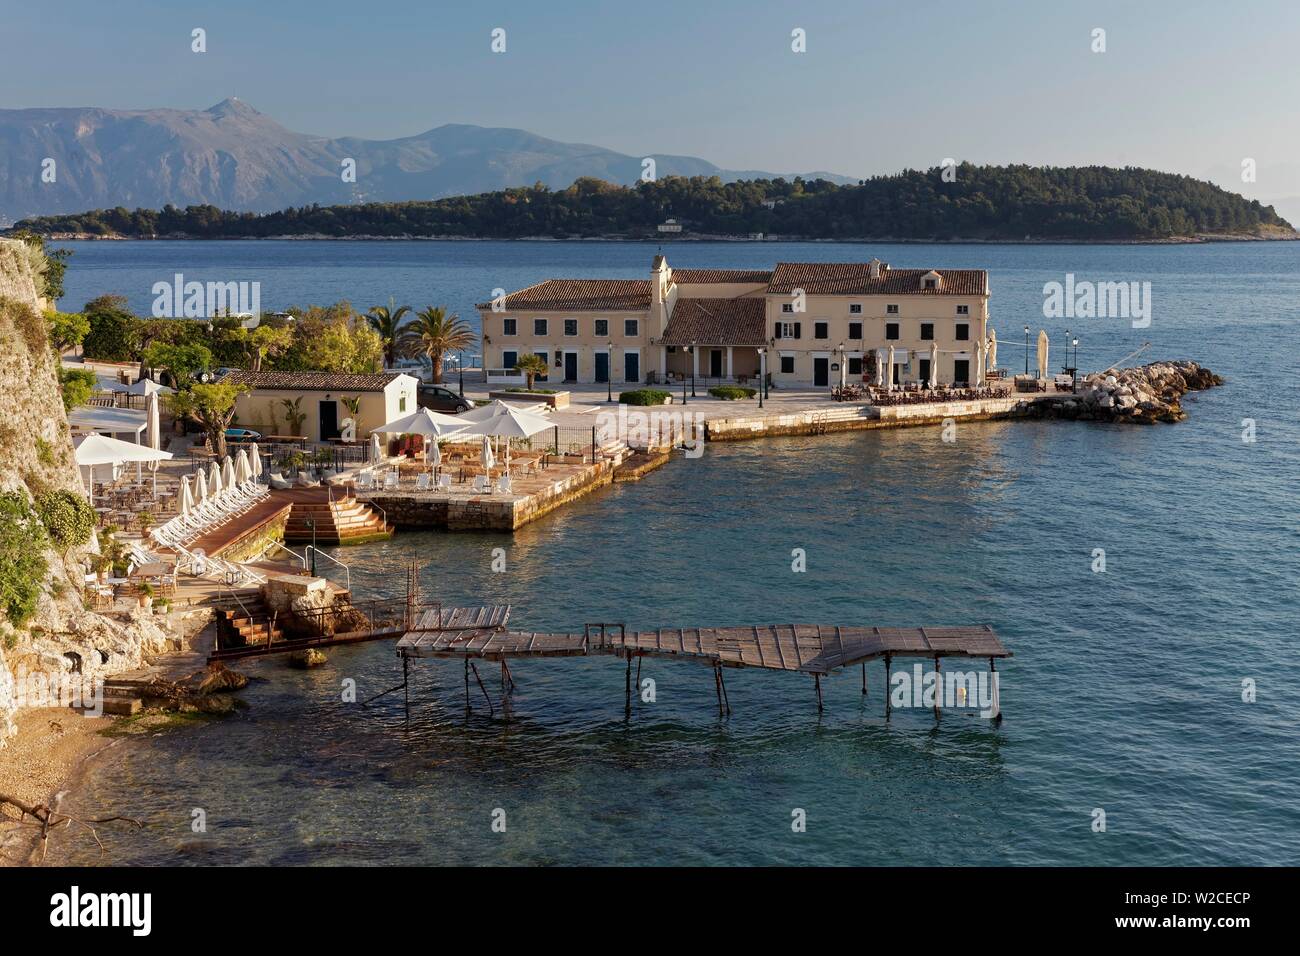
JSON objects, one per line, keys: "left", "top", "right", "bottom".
{"left": 365, "top": 298, "right": 412, "bottom": 369}
{"left": 514, "top": 353, "right": 549, "bottom": 391}
{"left": 402, "top": 306, "right": 475, "bottom": 384}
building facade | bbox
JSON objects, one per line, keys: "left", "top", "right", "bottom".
{"left": 223, "top": 370, "right": 418, "bottom": 442}
{"left": 477, "top": 256, "right": 991, "bottom": 388}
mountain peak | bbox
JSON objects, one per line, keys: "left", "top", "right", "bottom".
{"left": 206, "top": 97, "right": 259, "bottom": 118}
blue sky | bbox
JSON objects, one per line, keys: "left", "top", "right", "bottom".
{"left": 6, "top": 0, "right": 1300, "bottom": 213}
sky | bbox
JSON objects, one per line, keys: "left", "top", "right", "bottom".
{"left": 5, "top": 0, "right": 1300, "bottom": 217}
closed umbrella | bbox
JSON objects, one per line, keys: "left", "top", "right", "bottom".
{"left": 884, "top": 347, "right": 895, "bottom": 391}
{"left": 480, "top": 435, "right": 495, "bottom": 470}
{"left": 248, "top": 442, "right": 263, "bottom": 481}
{"left": 928, "top": 342, "right": 939, "bottom": 389}
{"left": 179, "top": 475, "right": 194, "bottom": 516}
{"left": 1036, "top": 330, "right": 1049, "bottom": 380}
{"left": 208, "top": 461, "right": 223, "bottom": 499}
{"left": 194, "top": 469, "right": 208, "bottom": 505}
{"left": 370, "top": 432, "right": 383, "bottom": 464}
{"left": 235, "top": 449, "right": 252, "bottom": 485}
{"left": 221, "top": 455, "right": 236, "bottom": 491}
{"left": 987, "top": 328, "right": 998, "bottom": 371}
{"left": 429, "top": 438, "right": 441, "bottom": 476}
{"left": 975, "top": 339, "right": 985, "bottom": 386}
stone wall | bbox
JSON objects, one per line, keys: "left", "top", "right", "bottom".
{"left": 367, "top": 459, "right": 616, "bottom": 532}
{"left": 706, "top": 397, "right": 1030, "bottom": 441}
{"left": 217, "top": 506, "right": 290, "bottom": 563}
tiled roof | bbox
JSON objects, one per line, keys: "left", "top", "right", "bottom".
{"left": 475, "top": 279, "right": 651, "bottom": 312}
{"left": 671, "top": 268, "right": 773, "bottom": 285}
{"left": 767, "top": 262, "right": 988, "bottom": 296}
{"left": 220, "top": 370, "right": 405, "bottom": 392}
{"left": 660, "top": 297, "right": 767, "bottom": 347}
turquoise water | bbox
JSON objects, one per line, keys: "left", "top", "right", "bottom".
{"left": 48, "top": 240, "right": 1300, "bottom": 865}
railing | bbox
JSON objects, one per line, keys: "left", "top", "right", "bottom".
{"left": 583, "top": 622, "right": 627, "bottom": 651}
{"left": 263, "top": 540, "right": 308, "bottom": 570}
{"left": 303, "top": 546, "right": 352, "bottom": 594}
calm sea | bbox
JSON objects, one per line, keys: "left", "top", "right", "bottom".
{"left": 48, "top": 239, "right": 1300, "bottom": 866}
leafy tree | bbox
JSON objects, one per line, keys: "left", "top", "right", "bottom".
{"left": 58, "top": 367, "right": 98, "bottom": 411}
{"left": 341, "top": 395, "right": 363, "bottom": 434}
{"left": 81, "top": 294, "right": 140, "bottom": 361}
{"left": 246, "top": 324, "right": 293, "bottom": 371}
{"left": 142, "top": 341, "right": 212, "bottom": 388}
{"left": 45, "top": 311, "right": 89, "bottom": 354}
{"left": 0, "top": 492, "right": 50, "bottom": 629}
{"left": 403, "top": 306, "right": 475, "bottom": 383}
{"left": 365, "top": 299, "right": 412, "bottom": 368}
{"left": 168, "top": 382, "right": 246, "bottom": 459}
{"left": 513, "top": 353, "right": 549, "bottom": 391}
{"left": 302, "top": 319, "right": 383, "bottom": 374}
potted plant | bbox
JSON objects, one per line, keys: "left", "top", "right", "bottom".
{"left": 138, "top": 510, "right": 155, "bottom": 534}
{"left": 154, "top": 596, "right": 171, "bottom": 616}
{"left": 93, "top": 554, "right": 112, "bottom": 583}
{"left": 137, "top": 582, "right": 155, "bottom": 610}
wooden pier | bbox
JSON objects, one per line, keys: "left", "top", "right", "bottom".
{"left": 394, "top": 606, "right": 1010, "bottom": 720}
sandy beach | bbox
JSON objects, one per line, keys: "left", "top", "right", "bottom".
{"left": 0, "top": 708, "right": 123, "bottom": 866}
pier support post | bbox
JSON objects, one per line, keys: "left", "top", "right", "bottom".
{"left": 990, "top": 657, "right": 1002, "bottom": 726}
{"left": 464, "top": 657, "right": 470, "bottom": 714}
{"left": 717, "top": 664, "right": 731, "bottom": 716}
{"left": 470, "top": 661, "right": 494, "bottom": 716}
{"left": 934, "top": 655, "right": 941, "bottom": 721}
{"left": 625, "top": 651, "right": 633, "bottom": 717}
{"left": 861, "top": 662, "right": 867, "bottom": 696}
{"left": 884, "top": 654, "right": 892, "bottom": 720}
{"left": 402, "top": 657, "right": 409, "bottom": 722}
{"left": 814, "top": 673, "right": 824, "bottom": 714}
{"left": 713, "top": 664, "right": 724, "bottom": 716}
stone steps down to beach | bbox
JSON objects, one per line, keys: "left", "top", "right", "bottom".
{"left": 1032, "top": 360, "right": 1223, "bottom": 424}
{"left": 282, "top": 496, "right": 392, "bottom": 544}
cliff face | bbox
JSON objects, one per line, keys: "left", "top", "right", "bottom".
{"left": 0, "top": 239, "right": 166, "bottom": 745}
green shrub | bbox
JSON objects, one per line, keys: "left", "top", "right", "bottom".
{"left": 58, "top": 367, "right": 98, "bottom": 411}
{"left": 708, "top": 385, "right": 757, "bottom": 400}
{"left": 0, "top": 492, "right": 50, "bottom": 628}
{"left": 619, "top": 389, "right": 671, "bottom": 406}
{"left": 503, "top": 386, "right": 557, "bottom": 394}
{"left": 35, "top": 436, "right": 56, "bottom": 467}
{"left": 34, "top": 489, "right": 96, "bottom": 550}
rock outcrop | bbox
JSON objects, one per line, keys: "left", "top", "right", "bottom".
{"left": 1030, "top": 360, "right": 1223, "bottom": 424}
{"left": 0, "top": 238, "right": 169, "bottom": 747}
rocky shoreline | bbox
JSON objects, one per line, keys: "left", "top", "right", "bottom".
{"left": 1030, "top": 360, "right": 1223, "bottom": 424}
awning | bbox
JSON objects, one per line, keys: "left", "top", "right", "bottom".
{"left": 67, "top": 405, "right": 148, "bottom": 439}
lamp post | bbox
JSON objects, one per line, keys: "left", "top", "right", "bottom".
{"left": 457, "top": 348, "right": 465, "bottom": 397}
{"left": 689, "top": 342, "right": 697, "bottom": 397}
{"left": 306, "top": 515, "right": 317, "bottom": 576}
{"left": 606, "top": 341, "right": 613, "bottom": 402}
{"left": 757, "top": 348, "right": 765, "bottom": 408}
{"left": 1072, "top": 336, "right": 1080, "bottom": 391}
{"left": 1023, "top": 325, "right": 1030, "bottom": 376}
{"left": 1063, "top": 328, "right": 1070, "bottom": 374}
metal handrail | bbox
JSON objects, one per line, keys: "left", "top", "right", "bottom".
{"left": 304, "top": 546, "right": 351, "bottom": 593}
{"left": 263, "top": 540, "right": 308, "bottom": 569}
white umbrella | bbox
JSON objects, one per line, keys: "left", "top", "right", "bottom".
{"left": 194, "top": 469, "right": 208, "bottom": 505}
{"left": 221, "top": 455, "right": 236, "bottom": 491}
{"left": 458, "top": 402, "right": 553, "bottom": 440}
{"left": 145, "top": 392, "right": 161, "bottom": 450}
{"left": 123, "top": 378, "right": 173, "bottom": 396}
{"left": 987, "top": 328, "right": 998, "bottom": 370}
{"left": 480, "top": 435, "right": 495, "bottom": 470}
{"left": 235, "top": 449, "right": 252, "bottom": 484}
{"left": 373, "top": 407, "right": 467, "bottom": 439}
{"left": 370, "top": 432, "right": 382, "bottom": 464}
{"left": 208, "top": 461, "right": 224, "bottom": 499}
{"left": 928, "top": 342, "right": 939, "bottom": 388}
{"left": 248, "top": 442, "right": 263, "bottom": 480}
{"left": 884, "top": 347, "right": 896, "bottom": 391}
{"left": 179, "top": 475, "right": 194, "bottom": 516}
{"left": 429, "top": 438, "right": 442, "bottom": 474}
{"left": 1037, "top": 330, "right": 1049, "bottom": 380}
{"left": 73, "top": 434, "right": 173, "bottom": 504}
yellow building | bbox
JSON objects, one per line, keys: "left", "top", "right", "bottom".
{"left": 223, "top": 370, "right": 419, "bottom": 442}
{"left": 477, "top": 256, "right": 991, "bottom": 388}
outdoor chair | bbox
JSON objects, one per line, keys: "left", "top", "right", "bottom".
{"left": 415, "top": 473, "right": 431, "bottom": 491}
{"left": 296, "top": 472, "right": 321, "bottom": 488}
{"left": 471, "top": 475, "right": 490, "bottom": 494}
{"left": 495, "top": 473, "right": 513, "bottom": 494}
{"left": 436, "top": 473, "right": 452, "bottom": 491}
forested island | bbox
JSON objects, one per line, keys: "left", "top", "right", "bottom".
{"left": 9, "top": 164, "right": 1293, "bottom": 242}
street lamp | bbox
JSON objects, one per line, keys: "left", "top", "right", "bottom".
{"left": 457, "top": 348, "right": 465, "bottom": 397}
{"left": 604, "top": 341, "right": 613, "bottom": 402}
{"left": 1023, "top": 325, "right": 1030, "bottom": 376}
{"left": 689, "top": 342, "right": 697, "bottom": 397}
{"left": 757, "top": 348, "right": 766, "bottom": 408}
{"left": 1072, "top": 336, "right": 1080, "bottom": 391}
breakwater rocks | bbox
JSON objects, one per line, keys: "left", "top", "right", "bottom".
{"left": 1033, "top": 361, "right": 1223, "bottom": 424}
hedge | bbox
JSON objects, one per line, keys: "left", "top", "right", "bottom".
{"left": 708, "top": 385, "right": 757, "bottom": 400}
{"left": 619, "top": 389, "right": 671, "bottom": 406}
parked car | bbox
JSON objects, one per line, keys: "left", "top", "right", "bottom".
{"left": 418, "top": 385, "right": 472, "bottom": 413}
{"left": 224, "top": 427, "right": 262, "bottom": 442}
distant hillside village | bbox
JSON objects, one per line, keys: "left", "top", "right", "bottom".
{"left": 10, "top": 165, "right": 1293, "bottom": 242}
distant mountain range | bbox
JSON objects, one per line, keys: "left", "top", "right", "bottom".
{"left": 0, "top": 98, "right": 855, "bottom": 222}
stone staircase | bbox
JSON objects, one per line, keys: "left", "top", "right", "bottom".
{"left": 212, "top": 589, "right": 283, "bottom": 651}
{"left": 283, "top": 495, "right": 392, "bottom": 545}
